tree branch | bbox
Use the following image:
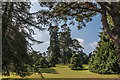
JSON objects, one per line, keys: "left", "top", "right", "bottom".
{"left": 97, "top": 2, "right": 114, "bottom": 18}
{"left": 105, "top": 2, "right": 112, "bottom": 9}
{"left": 73, "top": 6, "right": 102, "bottom": 13}
{"left": 100, "top": 2, "right": 117, "bottom": 42}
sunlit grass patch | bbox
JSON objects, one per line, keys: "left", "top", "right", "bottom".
{"left": 2, "top": 64, "right": 119, "bottom": 79}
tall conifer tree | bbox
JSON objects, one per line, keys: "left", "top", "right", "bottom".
{"left": 48, "top": 25, "right": 60, "bottom": 67}
{"left": 2, "top": 2, "right": 44, "bottom": 77}
{"left": 89, "top": 29, "right": 120, "bottom": 74}
{"left": 59, "top": 25, "right": 73, "bottom": 64}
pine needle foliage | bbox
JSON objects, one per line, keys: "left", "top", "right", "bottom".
{"left": 88, "top": 29, "right": 120, "bottom": 74}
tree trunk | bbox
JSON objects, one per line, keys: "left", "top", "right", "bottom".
{"left": 63, "top": 48, "right": 66, "bottom": 65}
{"left": 110, "top": 3, "right": 120, "bottom": 67}
{"left": 100, "top": 2, "right": 120, "bottom": 67}
{"left": 63, "top": 60, "right": 66, "bottom": 65}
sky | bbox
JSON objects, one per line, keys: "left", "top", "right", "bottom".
{"left": 30, "top": 2, "right": 102, "bottom": 55}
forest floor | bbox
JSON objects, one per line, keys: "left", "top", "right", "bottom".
{"left": 2, "top": 64, "right": 119, "bottom": 79}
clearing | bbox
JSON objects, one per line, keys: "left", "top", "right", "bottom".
{"left": 2, "top": 64, "right": 119, "bottom": 79}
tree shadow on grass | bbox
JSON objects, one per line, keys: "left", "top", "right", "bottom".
{"left": 37, "top": 68, "right": 58, "bottom": 74}
{"left": 71, "top": 68, "right": 88, "bottom": 71}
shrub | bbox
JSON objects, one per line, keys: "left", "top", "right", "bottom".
{"left": 48, "top": 56, "right": 59, "bottom": 67}
{"left": 70, "top": 54, "right": 83, "bottom": 70}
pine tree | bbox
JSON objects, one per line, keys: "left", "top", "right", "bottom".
{"left": 47, "top": 25, "right": 60, "bottom": 67}
{"left": 2, "top": 2, "right": 44, "bottom": 77}
{"left": 59, "top": 24, "right": 73, "bottom": 64}
{"left": 72, "top": 39, "right": 83, "bottom": 53}
{"left": 88, "top": 29, "right": 120, "bottom": 74}
{"left": 71, "top": 39, "right": 88, "bottom": 64}
{"left": 30, "top": 51, "right": 42, "bottom": 67}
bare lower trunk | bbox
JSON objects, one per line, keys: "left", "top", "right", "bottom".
{"left": 30, "top": 64, "right": 44, "bottom": 78}
{"left": 63, "top": 60, "right": 66, "bottom": 65}
{"left": 34, "top": 67, "right": 44, "bottom": 78}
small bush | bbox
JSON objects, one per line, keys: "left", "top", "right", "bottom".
{"left": 70, "top": 54, "right": 83, "bottom": 70}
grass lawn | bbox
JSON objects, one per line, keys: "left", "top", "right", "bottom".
{"left": 2, "top": 64, "right": 119, "bottom": 79}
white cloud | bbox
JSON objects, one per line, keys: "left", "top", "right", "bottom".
{"left": 33, "top": 29, "right": 50, "bottom": 42}
{"left": 32, "top": 29, "right": 50, "bottom": 52}
{"left": 45, "top": 41, "right": 50, "bottom": 45}
{"left": 32, "top": 41, "right": 50, "bottom": 52}
{"left": 88, "top": 41, "right": 98, "bottom": 49}
{"left": 82, "top": 41, "right": 98, "bottom": 54}
{"left": 75, "top": 38, "right": 84, "bottom": 47}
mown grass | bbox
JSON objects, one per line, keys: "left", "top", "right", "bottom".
{"left": 38, "top": 68, "right": 58, "bottom": 74}
{"left": 2, "top": 64, "right": 119, "bottom": 79}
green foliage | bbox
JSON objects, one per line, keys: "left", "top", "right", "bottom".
{"left": 70, "top": 54, "right": 83, "bottom": 70}
{"left": 59, "top": 26, "right": 73, "bottom": 64}
{"left": 47, "top": 24, "right": 87, "bottom": 65}
{"left": 2, "top": 2, "right": 44, "bottom": 77}
{"left": 47, "top": 25, "right": 60, "bottom": 67}
{"left": 30, "top": 51, "right": 42, "bottom": 62}
{"left": 48, "top": 55, "right": 59, "bottom": 67}
{"left": 40, "top": 3, "right": 120, "bottom": 70}
{"left": 30, "top": 51, "right": 50, "bottom": 68}
{"left": 88, "top": 29, "right": 120, "bottom": 74}
{"left": 39, "top": 57, "right": 50, "bottom": 68}
{"left": 49, "top": 2, "right": 97, "bottom": 30}
{"left": 71, "top": 39, "right": 88, "bottom": 64}
{"left": 80, "top": 52, "right": 88, "bottom": 64}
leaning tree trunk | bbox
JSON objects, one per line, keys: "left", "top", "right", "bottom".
{"left": 110, "top": 2, "right": 120, "bottom": 67}
{"left": 113, "top": 14, "right": 120, "bottom": 66}
{"left": 100, "top": 2, "right": 120, "bottom": 66}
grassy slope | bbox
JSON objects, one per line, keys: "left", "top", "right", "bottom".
{"left": 3, "top": 64, "right": 119, "bottom": 78}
